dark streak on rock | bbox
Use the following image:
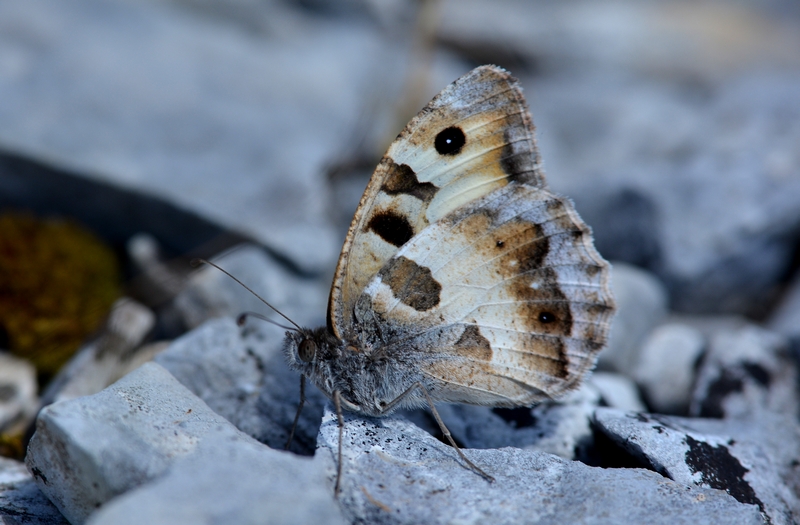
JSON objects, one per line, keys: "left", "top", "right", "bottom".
{"left": 684, "top": 436, "right": 765, "bottom": 518}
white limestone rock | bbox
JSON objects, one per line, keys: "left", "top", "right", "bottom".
{"left": 155, "top": 317, "right": 326, "bottom": 456}
{"left": 633, "top": 323, "right": 706, "bottom": 414}
{"left": 594, "top": 407, "right": 800, "bottom": 525}
{"left": 86, "top": 428, "right": 345, "bottom": 525}
{"left": 317, "top": 406, "right": 764, "bottom": 525}
{"left": 25, "top": 363, "right": 242, "bottom": 524}
{"left": 589, "top": 371, "right": 647, "bottom": 412}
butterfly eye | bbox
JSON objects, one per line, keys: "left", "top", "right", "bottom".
{"left": 298, "top": 339, "right": 317, "bottom": 362}
{"left": 434, "top": 126, "right": 466, "bottom": 155}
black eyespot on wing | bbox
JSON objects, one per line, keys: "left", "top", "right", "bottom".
{"left": 367, "top": 211, "right": 414, "bottom": 247}
{"left": 434, "top": 126, "right": 466, "bottom": 155}
{"left": 538, "top": 311, "right": 556, "bottom": 324}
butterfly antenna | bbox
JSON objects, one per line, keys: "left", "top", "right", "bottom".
{"left": 191, "top": 258, "right": 302, "bottom": 332}
{"left": 236, "top": 312, "right": 296, "bottom": 332}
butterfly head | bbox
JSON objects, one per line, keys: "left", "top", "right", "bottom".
{"left": 283, "top": 327, "right": 343, "bottom": 395}
{"left": 284, "top": 328, "right": 388, "bottom": 414}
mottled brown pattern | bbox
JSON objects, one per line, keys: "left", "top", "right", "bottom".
{"left": 379, "top": 256, "right": 441, "bottom": 312}
{"left": 380, "top": 159, "right": 437, "bottom": 202}
{"left": 454, "top": 325, "right": 493, "bottom": 361}
{"left": 480, "top": 218, "right": 571, "bottom": 379}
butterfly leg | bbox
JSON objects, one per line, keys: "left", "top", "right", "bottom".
{"left": 380, "top": 382, "right": 495, "bottom": 483}
{"left": 333, "top": 389, "right": 345, "bottom": 496}
{"left": 284, "top": 375, "right": 306, "bottom": 450}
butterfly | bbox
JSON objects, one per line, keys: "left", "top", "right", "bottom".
{"left": 282, "top": 65, "right": 615, "bottom": 491}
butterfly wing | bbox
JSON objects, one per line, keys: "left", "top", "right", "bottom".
{"left": 354, "top": 183, "right": 615, "bottom": 405}
{"left": 328, "top": 65, "right": 545, "bottom": 340}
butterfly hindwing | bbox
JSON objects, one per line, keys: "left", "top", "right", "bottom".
{"left": 353, "top": 182, "right": 614, "bottom": 405}
{"left": 328, "top": 66, "right": 545, "bottom": 340}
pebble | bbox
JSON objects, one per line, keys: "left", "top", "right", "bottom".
{"left": 633, "top": 323, "right": 706, "bottom": 414}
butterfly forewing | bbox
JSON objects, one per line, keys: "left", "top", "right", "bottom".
{"left": 328, "top": 66, "right": 545, "bottom": 340}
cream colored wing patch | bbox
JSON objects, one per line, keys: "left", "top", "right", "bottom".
{"left": 328, "top": 65, "right": 544, "bottom": 340}
{"left": 353, "top": 183, "right": 615, "bottom": 405}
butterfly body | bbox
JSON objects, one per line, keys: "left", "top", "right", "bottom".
{"left": 284, "top": 65, "right": 614, "bottom": 425}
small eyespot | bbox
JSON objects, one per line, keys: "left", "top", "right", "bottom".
{"left": 434, "top": 126, "right": 466, "bottom": 155}
{"left": 538, "top": 311, "right": 556, "bottom": 324}
{"left": 298, "top": 339, "right": 317, "bottom": 362}
{"left": 496, "top": 240, "right": 505, "bottom": 248}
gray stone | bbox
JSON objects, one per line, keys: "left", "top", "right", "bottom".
{"left": 593, "top": 407, "right": 800, "bottom": 525}
{"left": 171, "top": 244, "right": 327, "bottom": 330}
{"left": 87, "top": 428, "right": 345, "bottom": 525}
{"left": 156, "top": 317, "right": 326, "bottom": 456}
{"left": 633, "top": 323, "right": 706, "bottom": 414}
{"left": 0, "top": 352, "right": 37, "bottom": 435}
{"left": 41, "top": 298, "right": 156, "bottom": 405}
{"left": 689, "top": 324, "right": 796, "bottom": 419}
{"left": 0, "top": 457, "right": 68, "bottom": 525}
{"left": 317, "top": 406, "right": 764, "bottom": 525}
{"left": 597, "top": 262, "right": 668, "bottom": 374}
{"left": 25, "top": 362, "right": 242, "bottom": 524}
{"left": 588, "top": 371, "right": 646, "bottom": 412}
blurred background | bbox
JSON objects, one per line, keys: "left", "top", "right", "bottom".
{"left": 1, "top": 0, "right": 800, "bottom": 452}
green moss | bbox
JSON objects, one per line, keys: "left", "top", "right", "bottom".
{"left": 0, "top": 212, "right": 121, "bottom": 380}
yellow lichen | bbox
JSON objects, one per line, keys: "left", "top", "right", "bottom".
{"left": 0, "top": 211, "right": 121, "bottom": 381}
{"left": 0, "top": 432, "right": 25, "bottom": 461}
